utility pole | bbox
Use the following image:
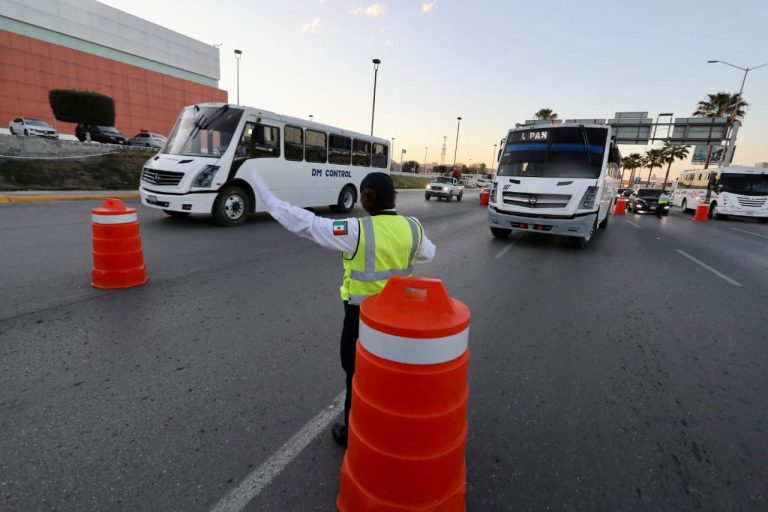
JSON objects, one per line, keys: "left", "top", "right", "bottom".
{"left": 452, "top": 117, "right": 462, "bottom": 170}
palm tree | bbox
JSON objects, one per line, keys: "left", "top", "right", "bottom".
{"left": 641, "top": 149, "right": 664, "bottom": 187}
{"left": 692, "top": 91, "right": 748, "bottom": 168}
{"left": 534, "top": 108, "right": 558, "bottom": 120}
{"left": 621, "top": 153, "right": 643, "bottom": 186}
{"left": 660, "top": 142, "right": 690, "bottom": 189}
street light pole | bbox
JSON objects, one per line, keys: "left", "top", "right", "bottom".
{"left": 234, "top": 49, "right": 242, "bottom": 105}
{"left": 391, "top": 138, "right": 395, "bottom": 163}
{"left": 452, "top": 117, "right": 462, "bottom": 171}
{"left": 423, "top": 146, "right": 428, "bottom": 175}
{"left": 707, "top": 59, "right": 768, "bottom": 165}
{"left": 491, "top": 144, "right": 497, "bottom": 172}
{"left": 370, "top": 58, "right": 381, "bottom": 136}
{"left": 400, "top": 148, "right": 406, "bottom": 167}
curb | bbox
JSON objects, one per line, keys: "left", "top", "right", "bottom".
{"left": 0, "top": 192, "right": 140, "bottom": 203}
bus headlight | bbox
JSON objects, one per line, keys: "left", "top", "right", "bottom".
{"left": 579, "top": 186, "right": 598, "bottom": 209}
{"left": 192, "top": 165, "right": 219, "bottom": 188}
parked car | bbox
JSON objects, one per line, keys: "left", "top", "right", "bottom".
{"left": 476, "top": 178, "right": 492, "bottom": 188}
{"left": 76, "top": 124, "right": 127, "bottom": 144}
{"left": 425, "top": 176, "right": 464, "bottom": 201}
{"left": 129, "top": 132, "right": 167, "bottom": 148}
{"left": 629, "top": 188, "right": 669, "bottom": 216}
{"left": 616, "top": 187, "right": 633, "bottom": 199}
{"left": 9, "top": 117, "right": 58, "bottom": 138}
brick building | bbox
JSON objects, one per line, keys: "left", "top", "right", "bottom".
{"left": 0, "top": 0, "right": 227, "bottom": 138}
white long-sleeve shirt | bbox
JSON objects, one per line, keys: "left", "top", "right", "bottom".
{"left": 250, "top": 171, "right": 435, "bottom": 262}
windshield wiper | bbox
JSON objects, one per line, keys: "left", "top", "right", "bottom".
{"left": 579, "top": 125, "right": 592, "bottom": 165}
{"left": 188, "top": 104, "right": 230, "bottom": 144}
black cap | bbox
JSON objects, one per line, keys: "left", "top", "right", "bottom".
{"left": 360, "top": 172, "right": 396, "bottom": 203}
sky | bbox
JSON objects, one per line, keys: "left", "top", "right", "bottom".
{"left": 100, "top": 0, "right": 768, "bottom": 179}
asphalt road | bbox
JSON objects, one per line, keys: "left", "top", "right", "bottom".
{"left": 1, "top": 191, "right": 767, "bottom": 511}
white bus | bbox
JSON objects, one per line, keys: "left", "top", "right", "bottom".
{"left": 138, "top": 103, "right": 390, "bottom": 226}
{"left": 674, "top": 166, "right": 768, "bottom": 223}
{"left": 487, "top": 123, "right": 621, "bottom": 247}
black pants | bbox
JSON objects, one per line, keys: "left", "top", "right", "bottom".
{"left": 340, "top": 302, "right": 360, "bottom": 428}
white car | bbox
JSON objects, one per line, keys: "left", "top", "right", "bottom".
{"left": 476, "top": 178, "right": 492, "bottom": 188}
{"left": 129, "top": 132, "right": 167, "bottom": 148}
{"left": 9, "top": 117, "right": 58, "bottom": 138}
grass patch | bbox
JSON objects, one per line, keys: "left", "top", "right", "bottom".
{"left": 392, "top": 174, "right": 432, "bottom": 189}
{"left": 0, "top": 150, "right": 155, "bottom": 191}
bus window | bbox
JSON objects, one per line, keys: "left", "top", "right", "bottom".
{"left": 284, "top": 125, "right": 303, "bottom": 161}
{"left": 306, "top": 129, "right": 327, "bottom": 163}
{"left": 372, "top": 143, "right": 388, "bottom": 168}
{"left": 236, "top": 122, "right": 280, "bottom": 159}
{"left": 353, "top": 139, "right": 371, "bottom": 167}
{"left": 329, "top": 134, "right": 352, "bottom": 165}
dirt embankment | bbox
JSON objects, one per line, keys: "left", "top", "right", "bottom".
{"left": 0, "top": 151, "right": 154, "bottom": 191}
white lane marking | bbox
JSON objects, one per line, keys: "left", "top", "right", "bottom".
{"left": 731, "top": 227, "right": 768, "bottom": 240}
{"left": 495, "top": 243, "right": 513, "bottom": 259}
{"left": 675, "top": 250, "right": 743, "bottom": 287}
{"left": 210, "top": 391, "right": 345, "bottom": 512}
{"left": 625, "top": 220, "right": 641, "bottom": 229}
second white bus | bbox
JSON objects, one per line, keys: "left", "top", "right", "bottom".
{"left": 139, "top": 103, "right": 390, "bottom": 226}
{"left": 674, "top": 166, "right": 768, "bottom": 223}
{"left": 488, "top": 123, "right": 621, "bottom": 247}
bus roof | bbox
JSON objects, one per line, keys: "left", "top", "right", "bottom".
{"left": 680, "top": 166, "right": 768, "bottom": 176}
{"left": 509, "top": 123, "right": 609, "bottom": 131}
{"left": 190, "top": 103, "right": 390, "bottom": 145}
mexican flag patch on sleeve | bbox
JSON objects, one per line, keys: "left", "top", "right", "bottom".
{"left": 332, "top": 220, "right": 348, "bottom": 236}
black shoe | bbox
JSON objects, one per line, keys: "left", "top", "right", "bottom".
{"left": 331, "top": 423, "right": 348, "bottom": 448}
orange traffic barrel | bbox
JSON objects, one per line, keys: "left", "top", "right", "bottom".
{"left": 613, "top": 197, "right": 627, "bottom": 215}
{"left": 337, "top": 276, "right": 470, "bottom": 512}
{"left": 479, "top": 187, "right": 490, "bottom": 206}
{"left": 694, "top": 203, "right": 709, "bottom": 222}
{"left": 91, "top": 198, "right": 148, "bottom": 289}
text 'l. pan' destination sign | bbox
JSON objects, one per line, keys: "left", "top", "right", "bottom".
{"left": 514, "top": 130, "right": 549, "bottom": 142}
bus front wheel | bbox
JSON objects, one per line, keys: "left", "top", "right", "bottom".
{"left": 576, "top": 219, "right": 597, "bottom": 249}
{"left": 213, "top": 185, "right": 250, "bottom": 226}
{"left": 330, "top": 185, "right": 356, "bottom": 213}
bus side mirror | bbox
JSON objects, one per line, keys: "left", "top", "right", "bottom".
{"left": 497, "top": 149, "right": 502, "bottom": 162}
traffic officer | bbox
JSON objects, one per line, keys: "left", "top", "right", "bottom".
{"left": 656, "top": 189, "right": 670, "bottom": 218}
{"left": 249, "top": 170, "right": 436, "bottom": 447}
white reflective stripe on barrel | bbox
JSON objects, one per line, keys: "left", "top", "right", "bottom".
{"left": 359, "top": 321, "right": 469, "bottom": 365}
{"left": 91, "top": 213, "right": 137, "bottom": 224}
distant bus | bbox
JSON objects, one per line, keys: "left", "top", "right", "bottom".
{"left": 488, "top": 123, "right": 621, "bottom": 247}
{"left": 138, "top": 103, "right": 390, "bottom": 226}
{"left": 673, "top": 166, "right": 768, "bottom": 222}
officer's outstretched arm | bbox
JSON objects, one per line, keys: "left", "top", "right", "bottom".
{"left": 250, "top": 170, "right": 360, "bottom": 253}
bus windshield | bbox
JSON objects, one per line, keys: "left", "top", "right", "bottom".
{"left": 163, "top": 105, "right": 243, "bottom": 158}
{"left": 498, "top": 127, "right": 607, "bottom": 179}
{"left": 720, "top": 174, "right": 768, "bottom": 196}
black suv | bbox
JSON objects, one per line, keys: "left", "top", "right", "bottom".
{"left": 76, "top": 125, "right": 127, "bottom": 144}
{"left": 629, "top": 188, "right": 669, "bottom": 216}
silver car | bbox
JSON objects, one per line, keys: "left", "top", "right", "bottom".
{"left": 129, "top": 132, "right": 167, "bottom": 148}
{"left": 9, "top": 117, "right": 58, "bottom": 138}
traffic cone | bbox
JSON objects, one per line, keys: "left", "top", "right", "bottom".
{"left": 337, "top": 276, "right": 470, "bottom": 512}
{"left": 694, "top": 203, "right": 709, "bottom": 222}
{"left": 91, "top": 198, "right": 148, "bottom": 289}
{"left": 479, "top": 187, "right": 490, "bottom": 206}
{"left": 613, "top": 197, "right": 627, "bottom": 215}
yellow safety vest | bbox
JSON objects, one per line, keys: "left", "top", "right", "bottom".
{"left": 340, "top": 214, "right": 423, "bottom": 305}
{"left": 659, "top": 194, "right": 669, "bottom": 205}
